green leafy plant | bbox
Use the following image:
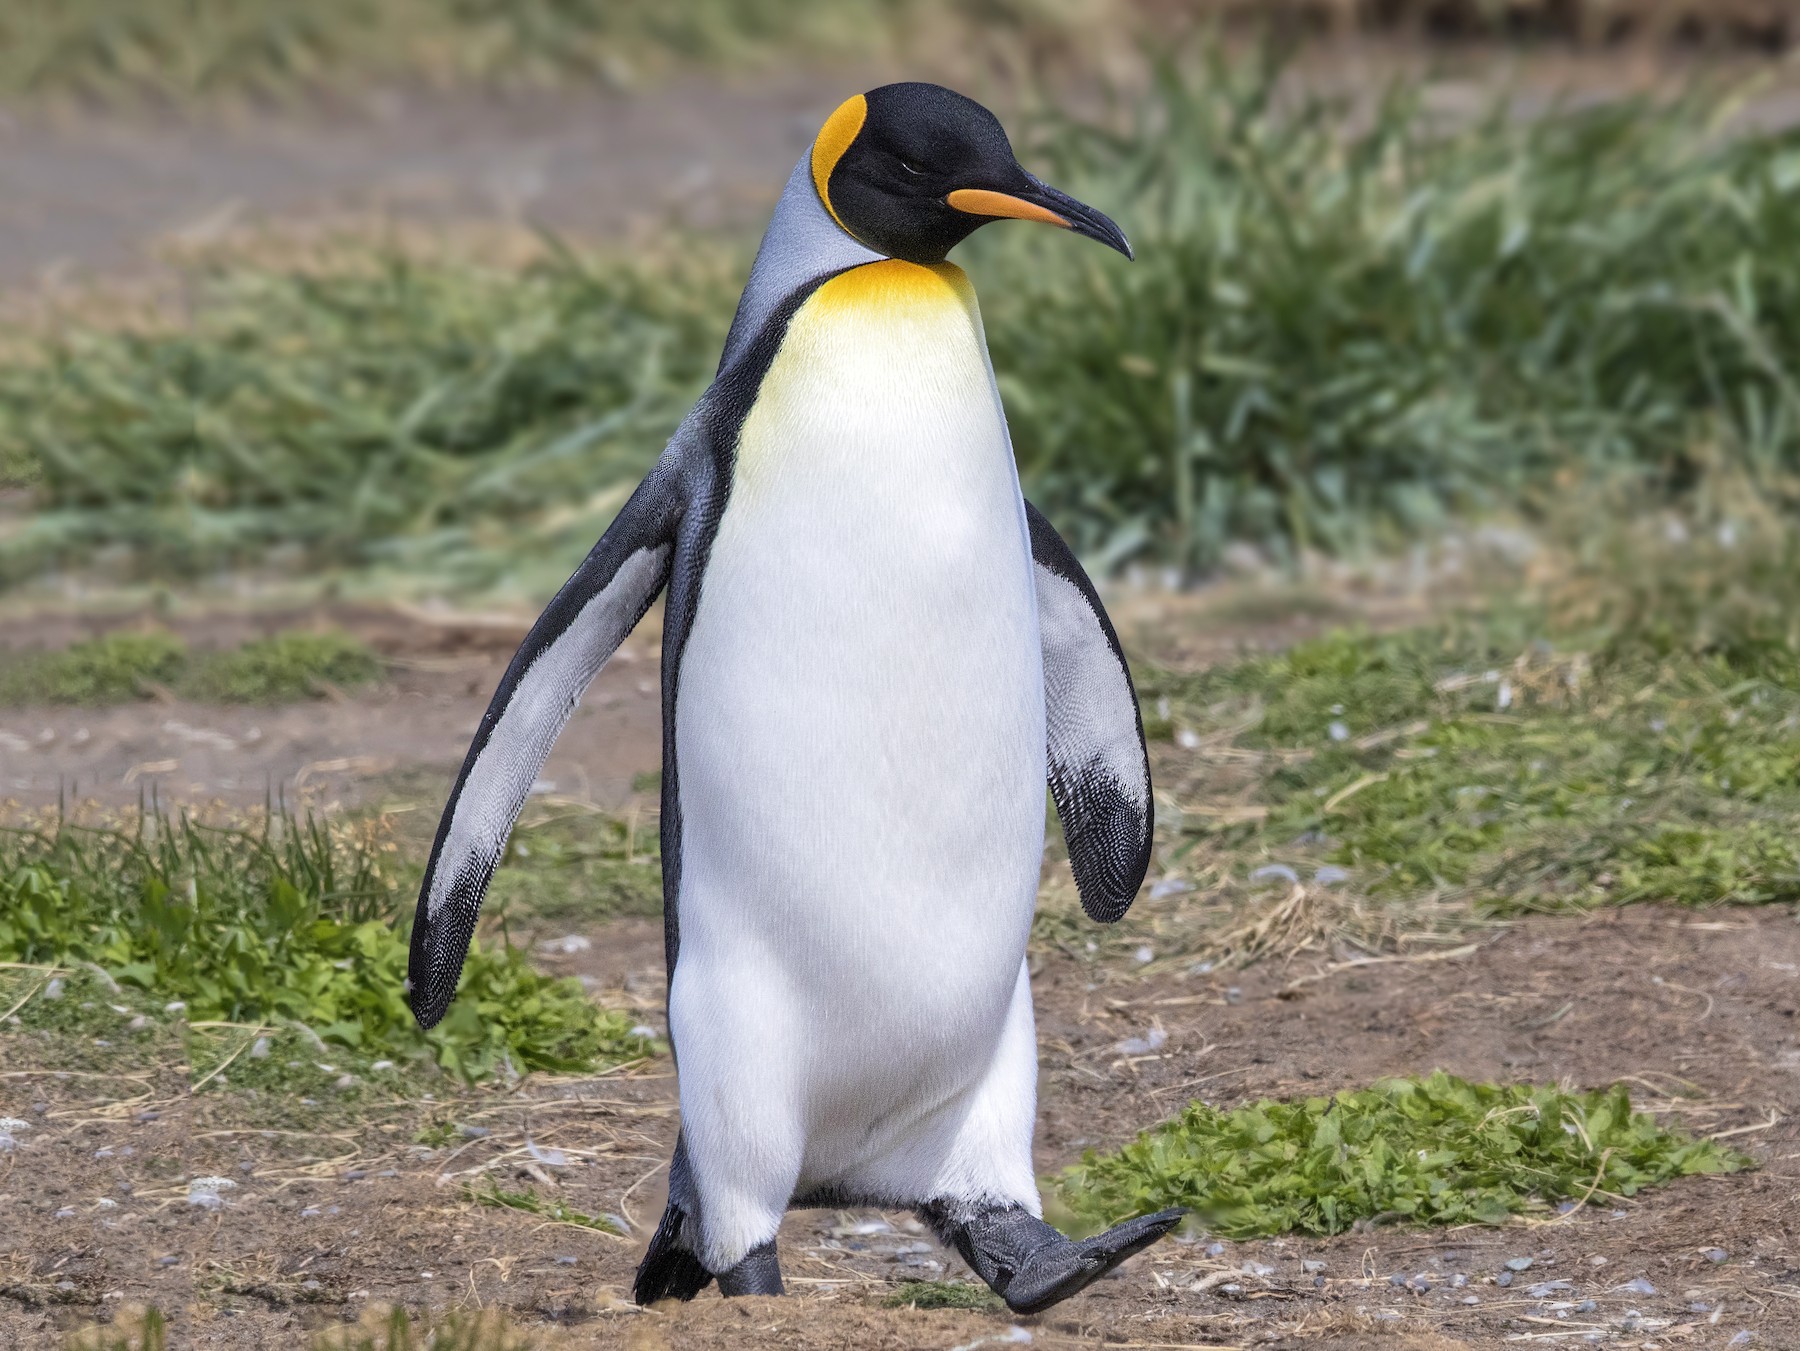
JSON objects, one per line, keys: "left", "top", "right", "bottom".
{"left": 0, "top": 810, "right": 649, "bottom": 1081}
{"left": 1056, "top": 1071, "right": 1750, "bottom": 1238}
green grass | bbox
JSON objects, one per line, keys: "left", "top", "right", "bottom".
{"left": 883, "top": 1280, "right": 1006, "bottom": 1311}
{"left": 1054, "top": 1071, "right": 1750, "bottom": 1238}
{"left": 485, "top": 810, "right": 663, "bottom": 923}
{"left": 464, "top": 1176, "right": 623, "bottom": 1235}
{"left": 0, "top": 0, "right": 1112, "bottom": 104}
{"left": 0, "top": 810, "right": 650, "bottom": 1081}
{"left": 0, "top": 629, "right": 382, "bottom": 703}
{"left": 1148, "top": 524, "right": 1800, "bottom": 912}
{"left": 6, "top": 56, "right": 1800, "bottom": 592}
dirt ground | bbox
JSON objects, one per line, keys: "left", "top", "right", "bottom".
{"left": 3, "top": 599, "right": 1798, "bottom": 1350}
{"left": 2, "top": 899, "right": 1793, "bottom": 1349}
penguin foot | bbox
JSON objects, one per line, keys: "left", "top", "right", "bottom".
{"left": 716, "top": 1240, "right": 785, "bottom": 1296}
{"left": 633, "top": 1202, "right": 712, "bottom": 1304}
{"left": 933, "top": 1204, "right": 1185, "bottom": 1315}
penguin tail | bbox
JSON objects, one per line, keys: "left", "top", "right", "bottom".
{"left": 633, "top": 1201, "right": 712, "bottom": 1305}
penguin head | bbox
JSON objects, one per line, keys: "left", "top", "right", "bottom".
{"left": 810, "top": 82, "right": 1131, "bottom": 265}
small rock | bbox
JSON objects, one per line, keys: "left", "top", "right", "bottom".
{"left": 1219, "top": 1283, "right": 1242, "bottom": 1296}
{"left": 1133, "top": 945, "right": 1155, "bottom": 964}
{"left": 1225, "top": 986, "right": 1243, "bottom": 1005}
{"left": 460, "top": 1125, "right": 490, "bottom": 1139}
{"left": 334, "top": 1074, "right": 357, "bottom": 1091}
{"left": 1312, "top": 865, "right": 1350, "bottom": 886}
{"left": 1703, "top": 1248, "right": 1728, "bottom": 1264}
{"left": 43, "top": 978, "right": 64, "bottom": 1000}
{"left": 1576, "top": 1300, "right": 1596, "bottom": 1313}
{"left": 540, "top": 934, "right": 592, "bottom": 955}
{"left": 53, "top": 1207, "right": 76, "bottom": 1220}
{"left": 1497, "top": 1272, "right": 1514, "bottom": 1288}
{"left": 163, "top": 1000, "right": 185, "bottom": 1014}
{"left": 1301, "top": 1260, "right": 1326, "bottom": 1274}
{"left": 1461, "top": 1295, "right": 1479, "bottom": 1306}
{"left": 126, "top": 1016, "right": 150, "bottom": 1032}
{"left": 1249, "top": 863, "right": 1299, "bottom": 885}
{"left": 1149, "top": 877, "right": 1193, "bottom": 899}
{"left": 248, "top": 1037, "right": 271, "bottom": 1060}
{"left": 344, "top": 1170, "right": 367, "bottom": 1181}
{"left": 1205, "top": 1243, "right": 1226, "bottom": 1257}
{"left": 1327, "top": 720, "right": 1350, "bottom": 742}
{"left": 1506, "top": 1257, "right": 1535, "bottom": 1272}
{"left": 1115, "top": 1027, "right": 1169, "bottom": 1055}
{"left": 157, "top": 1255, "right": 179, "bottom": 1267}
{"left": 1242, "top": 1261, "right": 1274, "bottom": 1278}
{"left": 370, "top": 1060, "right": 394, "bottom": 1072}
{"left": 56, "top": 1280, "right": 75, "bottom": 1293}
{"left": 555, "top": 1255, "right": 578, "bottom": 1267}
{"left": 1617, "top": 1277, "right": 1657, "bottom": 1296}
{"left": 135, "top": 1111, "right": 159, "bottom": 1123}
{"left": 301, "top": 1207, "right": 321, "bottom": 1218}
{"left": 1527, "top": 1281, "right": 1574, "bottom": 1298}
{"left": 1728, "top": 1332, "right": 1754, "bottom": 1347}
{"left": 301, "top": 1278, "right": 322, "bottom": 1292}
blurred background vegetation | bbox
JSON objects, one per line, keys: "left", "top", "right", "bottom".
{"left": 1, "top": 7, "right": 1798, "bottom": 599}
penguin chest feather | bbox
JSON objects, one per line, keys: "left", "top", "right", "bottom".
{"left": 674, "top": 259, "right": 1046, "bottom": 1066}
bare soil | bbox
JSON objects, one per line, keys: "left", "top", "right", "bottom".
{"left": 2, "top": 901, "right": 1794, "bottom": 1350}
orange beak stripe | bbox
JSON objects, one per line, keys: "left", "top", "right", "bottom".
{"left": 945, "top": 188, "right": 1070, "bottom": 228}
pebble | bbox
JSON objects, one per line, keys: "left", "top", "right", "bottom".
{"left": 1728, "top": 1332, "right": 1754, "bottom": 1346}
{"left": 301, "top": 1207, "right": 321, "bottom": 1218}
{"left": 1327, "top": 720, "right": 1350, "bottom": 742}
{"left": 1703, "top": 1248, "right": 1729, "bottom": 1264}
{"left": 1205, "top": 1243, "right": 1226, "bottom": 1257}
{"left": 53, "top": 1207, "right": 76, "bottom": 1220}
{"left": 1301, "top": 1260, "right": 1326, "bottom": 1274}
{"left": 1461, "top": 1295, "right": 1479, "bottom": 1306}
{"left": 1527, "top": 1281, "right": 1574, "bottom": 1297}
{"left": 1497, "top": 1272, "right": 1513, "bottom": 1288}
{"left": 555, "top": 1256, "right": 578, "bottom": 1267}
{"left": 461, "top": 1125, "right": 490, "bottom": 1139}
{"left": 1506, "top": 1257, "right": 1535, "bottom": 1272}
{"left": 1617, "top": 1277, "right": 1657, "bottom": 1296}
{"left": 249, "top": 1037, "right": 271, "bottom": 1059}
{"left": 301, "top": 1279, "right": 321, "bottom": 1292}
{"left": 157, "top": 1255, "right": 179, "bottom": 1267}
{"left": 1115, "top": 1028, "right": 1168, "bottom": 1055}
{"left": 1242, "top": 1261, "right": 1275, "bottom": 1278}
{"left": 1132, "top": 945, "right": 1155, "bottom": 965}
{"left": 1312, "top": 865, "right": 1350, "bottom": 886}
{"left": 56, "top": 1280, "right": 75, "bottom": 1293}
{"left": 1249, "top": 864, "right": 1299, "bottom": 885}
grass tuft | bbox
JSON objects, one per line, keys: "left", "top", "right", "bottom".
{"left": 1055, "top": 1071, "right": 1750, "bottom": 1238}
{"left": 182, "top": 630, "right": 383, "bottom": 702}
{"left": 0, "top": 809, "right": 650, "bottom": 1081}
{"left": 0, "top": 629, "right": 382, "bottom": 704}
{"left": 883, "top": 1280, "right": 1006, "bottom": 1311}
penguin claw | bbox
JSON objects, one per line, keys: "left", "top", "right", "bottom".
{"left": 999, "top": 1208, "right": 1187, "bottom": 1315}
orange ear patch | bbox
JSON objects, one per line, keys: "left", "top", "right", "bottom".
{"left": 811, "top": 94, "right": 868, "bottom": 232}
{"left": 945, "top": 189, "right": 1070, "bottom": 228}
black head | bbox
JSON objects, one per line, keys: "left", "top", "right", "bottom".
{"left": 811, "top": 82, "right": 1131, "bottom": 265}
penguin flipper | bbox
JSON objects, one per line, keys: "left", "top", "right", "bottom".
{"left": 407, "top": 453, "right": 686, "bottom": 1029}
{"left": 1024, "top": 499, "right": 1154, "bottom": 924}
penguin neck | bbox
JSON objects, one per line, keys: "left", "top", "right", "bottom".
{"left": 718, "top": 154, "right": 884, "bottom": 376}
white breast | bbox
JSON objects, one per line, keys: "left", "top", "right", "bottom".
{"left": 673, "top": 259, "right": 1046, "bottom": 1044}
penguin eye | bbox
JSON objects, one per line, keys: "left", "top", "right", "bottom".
{"left": 897, "top": 157, "right": 926, "bottom": 177}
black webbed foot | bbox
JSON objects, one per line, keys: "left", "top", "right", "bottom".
{"left": 926, "top": 1203, "right": 1184, "bottom": 1314}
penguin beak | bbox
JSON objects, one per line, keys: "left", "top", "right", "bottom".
{"left": 945, "top": 174, "right": 1133, "bottom": 260}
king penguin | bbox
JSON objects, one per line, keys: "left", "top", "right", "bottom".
{"left": 407, "top": 81, "right": 1183, "bottom": 1314}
